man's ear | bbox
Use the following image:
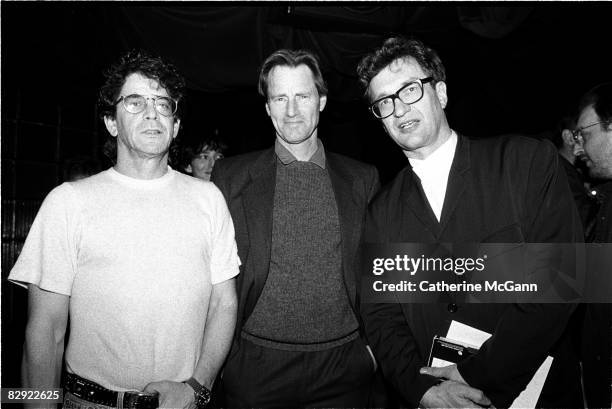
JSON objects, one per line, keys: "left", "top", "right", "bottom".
{"left": 319, "top": 94, "right": 327, "bottom": 112}
{"left": 561, "top": 129, "right": 574, "bottom": 146}
{"left": 265, "top": 102, "right": 271, "bottom": 117}
{"left": 184, "top": 164, "right": 192, "bottom": 174}
{"left": 104, "top": 116, "right": 118, "bottom": 137}
{"left": 435, "top": 81, "right": 448, "bottom": 109}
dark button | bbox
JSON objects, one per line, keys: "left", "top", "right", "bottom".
{"left": 447, "top": 303, "right": 458, "bottom": 313}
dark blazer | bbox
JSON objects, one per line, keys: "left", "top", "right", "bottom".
{"left": 212, "top": 146, "right": 380, "bottom": 354}
{"left": 362, "top": 134, "right": 583, "bottom": 408}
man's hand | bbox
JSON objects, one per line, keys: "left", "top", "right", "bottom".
{"left": 143, "top": 381, "right": 194, "bottom": 409}
{"left": 420, "top": 364, "right": 466, "bottom": 383}
{"left": 420, "top": 380, "right": 492, "bottom": 409}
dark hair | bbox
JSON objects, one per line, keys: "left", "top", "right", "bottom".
{"left": 357, "top": 37, "right": 446, "bottom": 99}
{"left": 170, "top": 136, "right": 228, "bottom": 172}
{"left": 98, "top": 50, "right": 186, "bottom": 162}
{"left": 98, "top": 49, "right": 185, "bottom": 120}
{"left": 551, "top": 115, "right": 576, "bottom": 149}
{"left": 258, "top": 49, "right": 327, "bottom": 99}
{"left": 578, "top": 82, "right": 612, "bottom": 125}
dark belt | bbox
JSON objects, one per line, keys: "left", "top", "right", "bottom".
{"left": 65, "top": 373, "right": 159, "bottom": 409}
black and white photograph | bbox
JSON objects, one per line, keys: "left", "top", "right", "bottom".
{"left": 2, "top": 3, "right": 611, "bottom": 409}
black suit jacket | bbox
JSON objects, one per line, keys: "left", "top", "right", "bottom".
{"left": 212, "top": 146, "right": 380, "bottom": 355}
{"left": 363, "top": 134, "right": 583, "bottom": 408}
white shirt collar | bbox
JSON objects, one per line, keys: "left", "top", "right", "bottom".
{"left": 408, "top": 131, "right": 457, "bottom": 177}
{"left": 407, "top": 131, "right": 458, "bottom": 221}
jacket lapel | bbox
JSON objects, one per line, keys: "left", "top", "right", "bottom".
{"left": 439, "top": 134, "right": 471, "bottom": 232}
{"left": 401, "top": 167, "right": 442, "bottom": 238}
{"left": 327, "top": 153, "right": 360, "bottom": 304}
{"left": 243, "top": 149, "right": 276, "bottom": 311}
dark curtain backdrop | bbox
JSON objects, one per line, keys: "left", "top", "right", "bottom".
{"left": 3, "top": 4, "right": 610, "bottom": 165}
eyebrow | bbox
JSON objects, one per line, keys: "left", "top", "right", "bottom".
{"left": 269, "top": 91, "right": 313, "bottom": 99}
{"left": 124, "top": 93, "right": 171, "bottom": 99}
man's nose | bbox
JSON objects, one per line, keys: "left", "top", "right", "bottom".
{"left": 144, "top": 99, "right": 158, "bottom": 119}
{"left": 393, "top": 98, "right": 411, "bottom": 117}
{"left": 286, "top": 99, "right": 299, "bottom": 117}
{"left": 573, "top": 141, "right": 585, "bottom": 158}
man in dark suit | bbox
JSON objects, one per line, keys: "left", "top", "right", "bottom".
{"left": 212, "top": 49, "right": 379, "bottom": 407}
{"left": 357, "top": 37, "right": 583, "bottom": 408}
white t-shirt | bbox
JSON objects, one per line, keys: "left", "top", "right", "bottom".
{"left": 408, "top": 131, "right": 458, "bottom": 221}
{"left": 9, "top": 167, "right": 240, "bottom": 391}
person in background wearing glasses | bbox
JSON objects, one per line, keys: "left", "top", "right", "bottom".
{"left": 552, "top": 115, "right": 597, "bottom": 230}
{"left": 8, "top": 50, "right": 240, "bottom": 409}
{"left": 357, "top": 37, "right": 583, "bottom": 408}
{"left": 211, "top": 49, "right": 380, "bottom": 407}
{"left": 572, "top": 82, "right": 612, "bottom": 409}
{"left": 572, "top": 84, "right": 612, "bottom": 232}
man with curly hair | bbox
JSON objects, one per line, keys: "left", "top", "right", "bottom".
{"left": 9, "top": 50, "right": 240, "bottom": 409}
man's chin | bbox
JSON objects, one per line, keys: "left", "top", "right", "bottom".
{"left": 588, "top": 167, "right": 610, "bottom": 180}
{"left": 278, "top": 134, "right": 312, "bottom": 145}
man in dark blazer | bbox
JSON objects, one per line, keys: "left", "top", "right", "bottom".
{"left": 212, "top": 49, "right": 380, "bottom": 407}
{"left": 356, "top": 37, "right": 583, "bottom": 408}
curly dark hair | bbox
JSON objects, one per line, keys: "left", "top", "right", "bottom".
{"left": 98, "top": 49, "right": 185, "bottom": 120}
{"left": 98, "top": 49, "right": 186, "bottom": 163}
{"left": 357, "top": 37, "right": 446, "bottom": 100}
{"left": 258, "top": 49, "right": 328, "bottom": 99}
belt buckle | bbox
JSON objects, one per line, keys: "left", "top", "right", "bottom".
{"left": 69, "top": 377, "right": 91, "bottom": 400}
{"left": 123, "top": 391, "right": 159, "bottom": 409}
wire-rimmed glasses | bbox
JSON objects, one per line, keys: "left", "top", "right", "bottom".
{"left": 572, "top": 121, "right": 611, "bottom": 144}
{"left": 115, "top": 94, "right": 178, "bottom": 117}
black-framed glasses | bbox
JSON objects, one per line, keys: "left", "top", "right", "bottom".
{"left": 115, "top": 94, "right": 178, "bottom": 117}
{"left": 369, "top": 77, "right": 433, "bottom": 119}
{"left": 572, "top": 121, "right": 611, "bottom": 144}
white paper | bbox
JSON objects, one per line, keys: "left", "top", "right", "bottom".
{"left": 447, "top": 320, "right": 491, "bottom": 347}
{"left": 438, "top": 320, "right": 553, "bottom": 409}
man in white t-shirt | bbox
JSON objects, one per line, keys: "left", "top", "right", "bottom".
{"left": 9, "top": 50, "right": 240, "bottom": 409}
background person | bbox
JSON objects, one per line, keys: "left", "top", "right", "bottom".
{"left": 173, "top": 131, "right": 227, "bottom": 181}
{"left": 572, "top": 82, "right": 612, "bottom": 409}
{"left": 551, "top": 115, "right": 597, "bottom": 230}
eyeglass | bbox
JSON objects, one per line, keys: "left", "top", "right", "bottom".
{"left": 115, "top": 94, "right": 178, "bottom": 117}
{"left": 572, "top": 121, "right": 611, "bottom": 144}
{"left": 369, "top": 77, "right": 433, "bottom": 119}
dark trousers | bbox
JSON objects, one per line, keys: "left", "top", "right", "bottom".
{"left": 221, "top": 337, "right": 375, "bottom": 408}
{"left": 581, "top": 304, "right": 612, "bottom": 409}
